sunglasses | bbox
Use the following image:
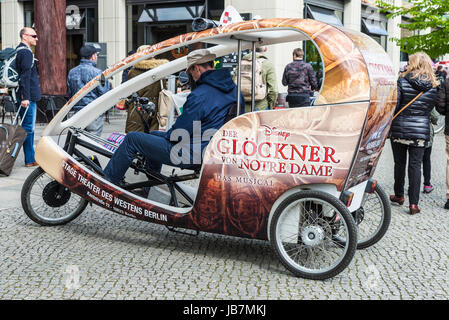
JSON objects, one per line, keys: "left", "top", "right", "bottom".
{"left": 25, "top": 34, "right": 38, "bottom": 39}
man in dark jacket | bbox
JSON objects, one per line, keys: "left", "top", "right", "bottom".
{"left": 104, "top": 49, "right": 244, "bottom": 185}
{"left": 16, "top": 27, "right": 41, "bottom": 167}
{"left": 67, "top": 44, "right": 110, "bottom": 136}
{"left": 436, "top": 76, "right": 449, "bottom": 209}
{"left": 282, "top": 48, "right": 318, "bottom": 108}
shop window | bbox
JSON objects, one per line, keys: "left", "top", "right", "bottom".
{"left": 24, "top": 3, "right": 34, "bottom": 28}
{"left": 306, "top": 5, "right": 343, "bottom": 27}
{"left": 139, "top": 5, "right": 205, "bottom": 23}
{"left": 361, "top": 18, "right": 388, "bottom": 50}
{"left": 208, "top": 0, "right": 224, "bottom": 19}
{"left": 127, "top": 1, "right": 224, "bottom": 55}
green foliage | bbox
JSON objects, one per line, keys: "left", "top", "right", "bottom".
{"left": 376, "top": 0, "right": 449, "bottom": 58}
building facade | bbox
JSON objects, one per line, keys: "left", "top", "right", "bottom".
{"left": 0, "top": 0, "right": 446, "bottom": 89}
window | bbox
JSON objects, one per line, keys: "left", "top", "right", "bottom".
{"left": 24, "top": 2, "right": 34, "bottom": 27}
{"left": 361, "top": 6, "right": 388, "bottom": 50}
{"left": 306, "top": 5, "right": 343, "bottom": 27}
{"left": 127, "top": 1, "right": 224, "bottom": 54}
{"left": 138, "top": 5, "right": 205, "bottom": 22}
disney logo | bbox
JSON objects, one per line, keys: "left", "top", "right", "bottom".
{"left": 262, "top": 125, "right": 290, "bottom": 140}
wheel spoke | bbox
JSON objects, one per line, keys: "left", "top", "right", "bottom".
{"left": 23, "top": 168, "right": 87, "bottom": 225}
{"left": 272, "top": 191, "right": 356, "bottom": 279}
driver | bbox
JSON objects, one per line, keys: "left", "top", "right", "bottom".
{"left": 103, "top": 48, "right": 244, "bottom": 185}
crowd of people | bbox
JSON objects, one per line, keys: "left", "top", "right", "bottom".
{"left": 11, "top": 26, "right": 449, "bottom": 212}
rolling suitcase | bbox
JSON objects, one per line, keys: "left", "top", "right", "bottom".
{"left": 0, "top": 107, "right": 29, "bottom": 176}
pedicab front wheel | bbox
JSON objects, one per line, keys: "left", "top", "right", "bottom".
{"left": 21, "top": 167, "right": 88, "bottom": 226}
{"left": 269, "top": 190, "right": 358, "bottom": 280}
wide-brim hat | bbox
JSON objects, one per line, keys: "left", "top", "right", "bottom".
{"left": 186, "top": 49, "right": 216, "bottom": 72}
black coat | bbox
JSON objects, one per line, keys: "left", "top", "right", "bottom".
{"left": 15, "top": 43, "right": 41, "bottom": 102}
{"left": 436, "top": 77, "right": 449, "bottom": 135}
{"left": 390, "top": 74, "right": 438, "bottom": 142}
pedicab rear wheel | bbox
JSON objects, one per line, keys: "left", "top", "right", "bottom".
{"left": 352, "top": 183, "right": 391, "bottom": 249}
{"left": 270, "top": 190, "right": 357, "bottom": 280}
{"left": 21, "top": 167, "right": 88, "bottom": 226}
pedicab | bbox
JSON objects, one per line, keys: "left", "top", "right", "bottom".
{"left": 21, "top": 18, "right": 396, "bottom": 280}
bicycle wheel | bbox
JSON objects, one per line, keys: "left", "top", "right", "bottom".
{"left": 269, "top": 190, "right": 357, "bottom": 280}
{"left": 21, "top": 167, "right": 88, "bottom": 226}
{"left": 434, "top": 114, "right": 445, "bottom": 134}
{"left": 352, "top": 184, "right": 391, "bottom": 249}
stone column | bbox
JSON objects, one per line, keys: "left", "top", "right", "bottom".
{"left": 344, "top": 0, "right": 361, "bottom": 31}
{"left": 1, "top": 0, "right": 24, "bottom": 49}
{"left": 98, "top": 0, "right": 127, "bottom": 87}
{"left": 387, "top": 0, "right": 402, "bottom": 73}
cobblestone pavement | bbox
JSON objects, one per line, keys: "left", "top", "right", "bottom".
{"left": 0, "top": 118, "right": 448, "bottom": 300}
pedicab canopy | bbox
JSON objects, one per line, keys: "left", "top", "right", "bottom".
{"left": 35, "top": 18, "right": 397, "bottom": 240}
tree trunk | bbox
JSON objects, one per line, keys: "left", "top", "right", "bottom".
{"left": 34, "top": 0, "right": 66, "bottom": 95}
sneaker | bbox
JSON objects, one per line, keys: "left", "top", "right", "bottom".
{"left": 423, "top": 184, "right": 434, "bottom": 193}
{"left": 444, "top": 200, "right": 449, "bottom": 210}
{"left": 25, "top": 162, "right": 39, "bottom": 167}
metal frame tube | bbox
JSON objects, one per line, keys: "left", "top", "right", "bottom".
{"left": 251, "top": 41, "right": 257, "bottom": 112}
{"left": 236, "top": 39, "right": 242, "bottom": 116}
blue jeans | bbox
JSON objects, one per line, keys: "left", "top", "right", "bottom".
{"left": 104, "top": 131, "right": 176, "bottom": 184}
{"left": 18, "top": 101, "right": 37, "bottom": 165}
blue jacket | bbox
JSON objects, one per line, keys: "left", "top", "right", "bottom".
{"left": 67, "top": 59, "right": 110, "bottom": 110}
{"left": 154, "top": 68, "right": 244, "bottom": 166}
{"left": 15, "top": 43, "right": 41, "bottom": 102}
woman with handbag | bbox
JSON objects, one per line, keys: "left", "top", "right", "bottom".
{"left": 389, "top": 52, "right": 442, "bottom": 215}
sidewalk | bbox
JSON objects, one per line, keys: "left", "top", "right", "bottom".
{"left": 0, "top": 116, "right": 127, "bottom": 210}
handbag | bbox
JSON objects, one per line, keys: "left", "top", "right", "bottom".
{"left": 392, "top": 92, "right": 423, "bottom": 120}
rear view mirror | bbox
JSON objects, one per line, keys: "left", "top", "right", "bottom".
{"left": 100, "top": 74, "right": 106, "bottom": 86}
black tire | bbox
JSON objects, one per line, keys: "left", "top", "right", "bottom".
{"left": 21, "top": 167, "right": 88, "bottom": 226}
{"left": 269, "top": 190, "right": 358, "bottom": 280}
{"left": 353, "top": 184, "right": 391, "bottom": 249}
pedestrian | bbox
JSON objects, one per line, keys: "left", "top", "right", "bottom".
{"left": 435, "top": 65, "right": 447, "bottom": 82}
{"left": 281, "top": 48, "right": 318, "bottom": 108}
{"left": 422, "top": 108, "right": 439, "bottom": 193}
{"left": 436, "top": 69, "right": 449, "bottom": 209}
{"left": 67, "top": 44, "right": 111, "bottom": 136}
{"left": 125, "top": 45, "right": 168, "bottom": 133}
{"left": 389, "top": 52, "right": 442, "bottom": 215}
{"left": 15, "top": 27, "right": 41, "bottom": 167}
{"left": 121, "top": 49, "right": 136, "bottom": 84}
{"left": 235, "top": 46, "right": 278, "bottom": 113}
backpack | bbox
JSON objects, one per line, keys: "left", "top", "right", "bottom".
{"left": 240, "top": 57, "right": 267, "bottom": 101}
{"left": 0, "top": 46, "right": 33, "bottom": 88}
